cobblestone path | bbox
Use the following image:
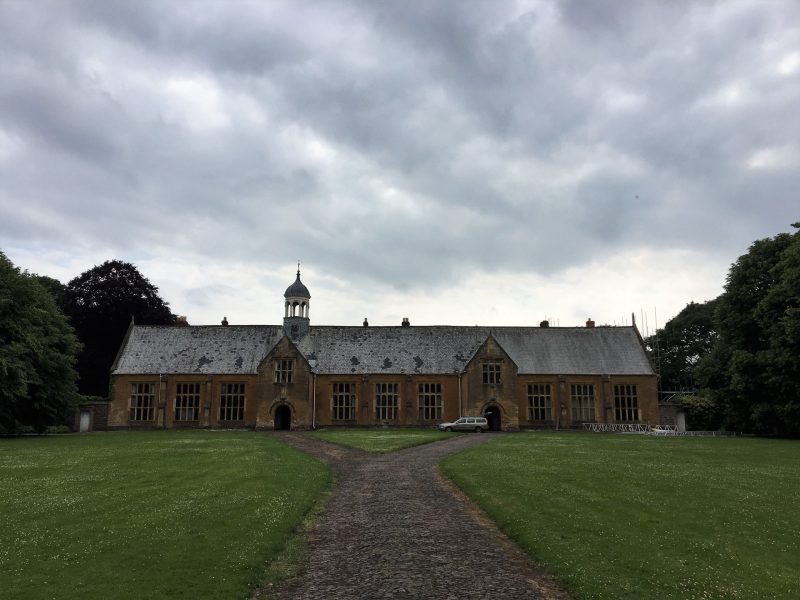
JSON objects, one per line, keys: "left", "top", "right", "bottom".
{"left": 264, "top": 432, "right": 570, "bottom": 600}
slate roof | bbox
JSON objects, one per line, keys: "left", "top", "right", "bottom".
{"left": 112, "top": 326, "right": 284, "bottom": 375}
{"left": 491, "top": 327, "right": 653, "bottom": 375}
{"left": 113, "top": 324, "right": 654, "bottom": 376}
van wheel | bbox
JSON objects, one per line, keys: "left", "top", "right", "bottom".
{"left": 475, "top": 427, "right": 482, "bottom": 433}
{"left": 446, "top": 426, "right": 453, "bottom": 432}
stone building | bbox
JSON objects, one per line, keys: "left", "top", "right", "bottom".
{"left": 108, "top": 270, "right": 659, "bottom": 430}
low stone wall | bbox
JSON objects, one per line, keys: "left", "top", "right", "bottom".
{"left": 658, "top": 402, "right": 677, "bottom": 427}
{"left": 74, "top": 403, "right": 109, "bottom": 432}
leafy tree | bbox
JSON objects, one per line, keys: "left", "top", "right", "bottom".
{"left": 672, "top": 393, "right": 723, "bottom": 431}
{"left": 31, "top": 274, "right": 66, "bottom": 306}
{"left": 698, "top": 224, "right": 800, "bottom": 436}
{"left": 62, "top": 260, "right": 175, "bottom": 396}
{"left": 645, "top": 300, "right": 717, "bottom": 391}
{"left": 0, "top": 252, "right": 81, "bottom": 433}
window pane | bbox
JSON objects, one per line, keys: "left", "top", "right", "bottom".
{"left": 130, "top": 383, "right": 155, "bottom": 421}
{"left": 333, "top": 382, "right": 356, "bottom": 420}
{"left": 375, "top": 382, "right": 399, "bottom": 420}
{"left": 527, "top": 383, "right": 552, "bottom": 421}
{"left": 570, "top": 383, "right": 595, "bottom": 421}
{"left": 418, "top": 383, "right": 442, "bottom": 420}
{"left": 614, "top": 384, "right": 639, "bottom": 422}
{"left": 274, "top": 359, "right": 294, "bottom": 384}
{"left": 175, "top": 382, "right": 200, "bottom": 421}
{"left": 482, "top": 362, "right": 502, "bottom": 384}
{"left": 219, "top": 383, "right": 245, "bottom": 420}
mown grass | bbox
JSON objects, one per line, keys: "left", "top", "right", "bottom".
{"left": 441, "top": 432, "right": 800, "bottom": 600}
{"left": 0, "top": 431, "right": 329, "bottom": 600}
{"left": 309, "top": 428, "right": 454, "bottom": 453}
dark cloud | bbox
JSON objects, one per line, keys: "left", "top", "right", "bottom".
{"left": 1, "top": 0, "right": 798, "bottom": 299}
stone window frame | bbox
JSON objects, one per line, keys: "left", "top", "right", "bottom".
{"left": 375, "top": 382, "right": 399, "bottom": 420}
{"left": 332, "top": 382, "right": 357, "bottom": 421}
{"left": 482, "top": 361, "right": 502, "bottom": 384}
{"left": 614, "top": 384, "right": 640, "bottom": 422}
{"left": 175, "top": 382, "right": 201, "bottom": 421}
{"left": 570, "top": 383, "right": 596, "bottom": 422}
{"left": 219, "top": 382, "right": 246, "bottom": 421}
{"left": 129, "top": 382, "right": 156, "bottom": 421}
{"left": 527, "top": 383, "right": 552, "bottom": 421}
{"left": 418, "top": 382, "right": 443, "bottom": 420}
{"left": 274, "top": 359, "right": 294, "bottom": 384}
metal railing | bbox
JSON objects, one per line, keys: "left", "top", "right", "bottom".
{"left": 582, "top": 423, "right": 650, "bottom": 433}
{"left": 581, "top": 423, "right": 740, "bottom": 436}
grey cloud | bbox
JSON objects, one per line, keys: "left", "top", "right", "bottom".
{"left": 0, "top": 0, "right": 798, "bottom": 297}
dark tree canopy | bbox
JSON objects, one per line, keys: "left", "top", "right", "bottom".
{"left": 31, "top": 274, "right": 66, "bottom": 306}
{"left": 645, "top": 300, "right": 717, "bottom": 391}
{"left": 697, "top": 225, "right": 800, "bottom": 436}
{"left": 62, "top": 260, "right": 175, "bottom": 396}
{"left": 0, "top": 252, "right": 81, "bottom": 433}
{"left": 650, "top": 223, "right": 800, "bottom": 436}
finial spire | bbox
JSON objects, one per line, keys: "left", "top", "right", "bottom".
{"left": 297, "top": 260, "right": 301, "bottom": 276}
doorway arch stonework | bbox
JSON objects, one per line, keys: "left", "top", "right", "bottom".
{"left": 481, "top": 402, "right": 503, "bottom": 431}
{"left": 274, "top": 404, "right": 292, "bottom": 430}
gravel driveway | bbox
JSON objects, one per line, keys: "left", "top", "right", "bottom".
{"left": 263, "top": 432, "right": 570, "bottom": 600}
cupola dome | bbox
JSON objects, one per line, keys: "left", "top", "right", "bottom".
{"left": 283, "top": 267, "right": 311, "bottom": 339}
{"left": 284, "top": 270, "right": 310, "bottom": 299}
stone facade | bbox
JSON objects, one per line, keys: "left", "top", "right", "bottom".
{"left": 108, "top": 272, "right": 660, "bottom": 431}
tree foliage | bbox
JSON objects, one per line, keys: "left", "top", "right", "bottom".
{"left": 31, "top": 274, "right": 66, "bottom": 306}
{"left": 62, "top": 260, "right": 175, "bottom": 396}
{"left": 0, "top": 252, "right": 81, "bottom": 433}
{"left": 652, "top": 224, "right": 800, "bottom": 436}
{"left": 672, "top": 393, "right": 723, "bottom": 431}
{"left": 698, "top": 225, "right": 800, "bottom": 436}
{"left": 645, "top": 300, "right": 717, "bottom": 391}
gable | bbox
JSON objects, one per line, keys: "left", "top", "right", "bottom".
{"left": 462, "top": 335, "right": 519, "bottom": 373}
{"left": 256, "top": 334, "right": 311, "bottom": 374}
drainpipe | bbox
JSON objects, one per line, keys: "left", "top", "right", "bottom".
{"left": 458, "top": 372, "right": 463, "bottom": 417}
{"left": 158, "top": 373, "right": 165, "bottom": 429}
{"left": 312, "top": 373, "right": 317, "bottom": 430}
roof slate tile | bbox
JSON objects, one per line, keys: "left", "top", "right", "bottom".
{"left": 113, "top": 324, "right": 654, "bottom": 376}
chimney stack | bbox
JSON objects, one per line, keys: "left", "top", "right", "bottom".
{"left": 540, "top": 320, "right": 549, "bottom": 328}
{"left": 401, "top": 317, "right": 410, "bottom": 327}
{"left": 221, "top": 316, "right": 229, "bottom": 326}
{"left": 586, "top": 318, "right": 595, "bottom": 328}
{"left": 363, "top": 318, "right": 369, "bottom": 327}
{"left": 175, "top": 316, "right": 189, "bottom": 327}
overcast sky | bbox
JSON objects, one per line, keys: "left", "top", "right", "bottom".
{"left": 1, "top": 1, "right": 798, "bottom": 332}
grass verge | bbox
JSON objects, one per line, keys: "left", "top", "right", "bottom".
{"left": 440, "top": 432, "right": 800, "bottom": 599}
{"left": 309, "top": 428, "right": 454, "bottom": 453}
{"left": 252, "top": 484, "right": 332, "bottom": 598}
{"left": 0, "top": 431, "right": 329, "bottom": 600}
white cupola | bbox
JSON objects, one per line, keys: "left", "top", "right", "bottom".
{"left": 283, "top": 267, "right": 311, "bottom": 339}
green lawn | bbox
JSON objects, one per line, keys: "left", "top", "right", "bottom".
{"left": 0, "top": 431, "right": 329, "bottom": 600}
{"left": 441, "top": 432, "right": 800, "bottom": 600}
{"left": 309, "top": 428, "right": 454, "bottom": 453}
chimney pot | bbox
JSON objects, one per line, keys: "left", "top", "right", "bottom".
{"left": 221, "top": 316, "right": 229, "bottom": 326}
{"left": 363, "top": 318, "right": 369, "bottom": 327}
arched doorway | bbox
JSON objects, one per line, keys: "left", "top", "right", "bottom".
{"left": 274, "top": 405, "right": 291, "bottom": 430}
{"left": 484, "top": 406, "right": 502, "bottom": 431}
